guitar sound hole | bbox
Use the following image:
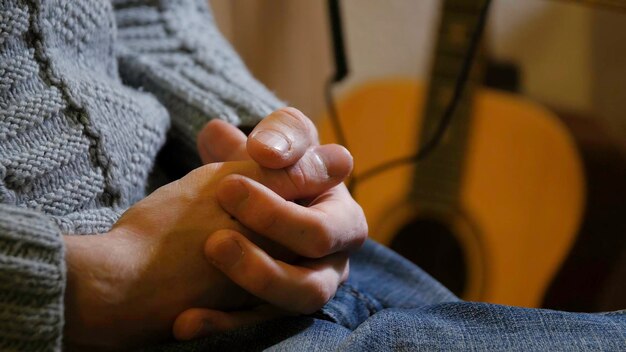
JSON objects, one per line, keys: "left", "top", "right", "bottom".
{"left": 390, "top": 219, "right": 467, "bottom": 296}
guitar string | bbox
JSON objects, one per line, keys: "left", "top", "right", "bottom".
{"left": 324, "top": 0, "right": 493, "bottom": 195}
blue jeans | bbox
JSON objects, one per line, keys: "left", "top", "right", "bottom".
{"left": 155, "top": 240, "right": 626, "bottom": 351}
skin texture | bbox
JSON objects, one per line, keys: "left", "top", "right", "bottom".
{"left": 63, "top": 108, "right": 368, "bottom": 350}
{"left": 180, "top": 109, "right": 368, "bottom": 340}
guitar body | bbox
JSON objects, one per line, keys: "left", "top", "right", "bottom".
{"left": 319, "top": 79, "right": 585, "bottom": 307}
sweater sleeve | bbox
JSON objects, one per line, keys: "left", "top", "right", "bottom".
{"left": 0, "top": 204, "right": 65, "bottom": 351}
{"left": 112, "top": 0, "right": 285, "bottom": 154}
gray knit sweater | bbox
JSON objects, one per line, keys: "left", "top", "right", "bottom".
{"left": 0, "top": 0, "right": 283, "bottom": 350}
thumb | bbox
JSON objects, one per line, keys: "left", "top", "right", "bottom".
{"left": 247, "top": 107, "right": 319, "bottom": 169}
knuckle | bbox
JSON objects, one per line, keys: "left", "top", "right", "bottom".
{"left": 257, "top": 207, "right": 280, "bottom": 233}
{"left": 184, "top": 163, "right": 215, "bottom": 186}
{"left": 356, "top": 213, "right": 369, "bottom": 244}
{"left": 278, "top": 107, "right": 318, "bottom": 141}
{"left": 306, "top": 223, "right": 334, "bottom": 258}
{"left": 340, "top": 263, "right": 350, "bottom": 283}
{"left": 247, "top": 270, "right": 274, "bottom": 296}
{"left": 284, "top": 150, "right": 328, "bottom": 194}
{"left": 283, "top": 163, "right": 308, "bottom": 195}
{"left": 348, "top": 205, "right": 369, "bottom": 250}
{"left": 302, "top": 281, "right": 334, "bottom": 314}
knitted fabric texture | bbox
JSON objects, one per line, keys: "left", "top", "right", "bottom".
{"left": 0, "top": 204, "right": 65, "bottom": 351}
{"left": 1, "top": 0, "right": 170, "bottom": 235}
{"left": 0, "top": 0, "right": 282, "bottom": 349}
{"left": 113, "top": 0, "right": 284, "bottom": 153}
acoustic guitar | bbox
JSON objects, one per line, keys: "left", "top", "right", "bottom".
{"left": 318, "top": 0, "right": 585, "bottom": 307}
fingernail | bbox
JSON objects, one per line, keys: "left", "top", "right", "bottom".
{"left": 313, "top": 145, "right": 353, "bottom": 178}
{"left": 209, "top": 238, "right": 243, "bottom": 269}
{"left": 251, "top": 130, "right": 291, "bottom": 154}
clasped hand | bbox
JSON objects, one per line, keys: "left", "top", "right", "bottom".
{"left": 63, "top": 108, "right": 367, "bottom": 350}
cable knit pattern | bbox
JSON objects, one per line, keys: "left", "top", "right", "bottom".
{"left": 112, "top": 0, "right": 285, "bottom": 152}
{"left": 0, "top": 204, "right": 65, "bottom": 351}
{"left": 1, "top": 0, "right": 170, "bottom": 235}
{"left": 0, "top": 0, "right": 282, "bottom": 349}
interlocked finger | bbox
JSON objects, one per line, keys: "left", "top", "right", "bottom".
{"left": 217, "top": 176, "right": 366, "bottom": 258}
{"left": 205, "top": 230, "right": 348, "bottom": 314}
{"left": 197, "top": 119, "right": 250, "bottom": 164}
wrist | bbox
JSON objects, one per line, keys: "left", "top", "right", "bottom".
{"left": 63, "top": 231, "right": 138, "bottom": 350}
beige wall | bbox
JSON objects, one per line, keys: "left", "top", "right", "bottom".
{"left": 211, "top": 0, "right": 626, "bottom": 143}
{"left": 489, "top": 1, "right": 594, "bottom": 113}
{"left": 210, "top": 0, "right": 332, "bottom": 116}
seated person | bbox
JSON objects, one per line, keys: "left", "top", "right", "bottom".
{"left": 0, "top": 0, "right": 623, "bottom": 350}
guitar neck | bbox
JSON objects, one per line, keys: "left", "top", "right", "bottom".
{"left": 411, "top": 0, "right": 487, "bottom": 205}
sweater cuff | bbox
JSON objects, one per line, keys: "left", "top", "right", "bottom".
{"left": 0, "top": 204, "right": 65, "bottom": 351}
{"left": 113, "top": 0, "right": 285, "bottom": 153}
